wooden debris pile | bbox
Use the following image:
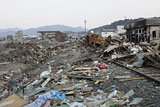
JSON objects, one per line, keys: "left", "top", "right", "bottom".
{"left": 84, "top": 34, "right": 160, "bottom": 67}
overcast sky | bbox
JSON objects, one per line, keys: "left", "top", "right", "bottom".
{"left": 0, "top": 0, "right": 159, "bottom": 29}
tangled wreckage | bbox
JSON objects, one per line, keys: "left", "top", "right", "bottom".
{"left": 0, "top": 18, "right": 160, "bottom": 107}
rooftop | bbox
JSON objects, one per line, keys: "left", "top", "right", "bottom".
{"left": 102, "top": 29, "right": 117, "bottom": 32}
{"left": 125, "top": 17, "right": 160, "bottom": 29}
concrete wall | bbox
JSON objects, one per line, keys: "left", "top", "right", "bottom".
{"left": 149, "top": 26, "right": 160, "bottom": 40}
{"left": 37, "top": 31, "right": 65, "bottom": 42}
{"left": 126, "top": 26, "right": 160, "bottom": 43}
{"left": 117, "top": 25, "right": 126, "bottom": 34}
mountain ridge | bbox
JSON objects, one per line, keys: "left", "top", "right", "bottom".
{"left": 0, "top": 25, "right": 85, "bottom": 36}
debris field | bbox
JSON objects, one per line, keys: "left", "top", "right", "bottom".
{"left": 0, "top": 34, "right": 160, "bottom": 107}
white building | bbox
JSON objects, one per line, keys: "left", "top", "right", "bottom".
{"left": 117, "top": 25, "right": 126, "bottom": 34}
{"left": 101, "top": 25, "right": 126, "bottom": 38}
{"left": 101, "top": 29, "right": 117, "bottom": 37}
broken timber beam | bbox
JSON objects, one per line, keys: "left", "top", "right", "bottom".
{"left": 146, "top": 64, "right": 160, "bottom": 69}
{"left": 66, "top": 74, "right": 98, "bottom": 81}
{"left": 119, "top": 77, "right": 144, "bottom": 82}
{"left": 147, "top": 46, "right": 160, "bottom": 58}
{"left": 113, "top": 61, "right": 160, "bottom": 84}
{"left": 146, "top": 56, "right": 160, "bottom": 66}
{"left": 136, "top": 51, "right": 160, "bottom": 56}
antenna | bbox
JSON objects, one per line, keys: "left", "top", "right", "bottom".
{"left": 84, "top": 20, "right": 87, "bottom": 33}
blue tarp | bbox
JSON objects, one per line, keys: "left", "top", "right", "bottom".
{"left": 24, "top": 91, "right": 65, "bottom": 107}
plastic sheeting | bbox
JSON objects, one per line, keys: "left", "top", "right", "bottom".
{"left": 24, "top": 91, "right": 65, "bottom": 107}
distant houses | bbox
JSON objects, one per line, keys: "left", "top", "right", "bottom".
{"left": 14, "top": 31, "right": 23, "bottom": 42}
{"left": 7, "top": 35, "right": 13, "bottom": 41}
{"left": 37, "top": 31, "right": 67, "bottom": 42}
{"left": 1, "top": 17, "right": 160, "bottom": 44}
{"left": 0, "top": 30, "right": 71, "bottom": 42}
{"left": 0, "top": 37, "right": 5, "bottom": 41}
{"left": 0, "top": 35, "right": 13, "bottom": 41}
{"left": 0, "top": 31, "right": 38, "bottom": 42}
{"left": 90, "top": 25, "right": 126, "bottom": 38}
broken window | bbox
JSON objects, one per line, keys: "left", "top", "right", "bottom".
{"left": 152, "top": 31, "right": 156, "bottom": 38}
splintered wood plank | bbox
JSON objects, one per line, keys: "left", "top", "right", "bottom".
{"left": 119, "top": 77, "right": 144, "bottom": 82}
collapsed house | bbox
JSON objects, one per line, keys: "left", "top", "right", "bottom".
{"left": 86, "top": 33, "right": 112, "bottom": 48}
{"left": 85, "top": 27, "right": 160, "bottom": 66}
{"left": 125, "top": 18, "right": 160, "bottom": 44}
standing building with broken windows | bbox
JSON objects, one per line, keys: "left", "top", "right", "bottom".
{"left": 37, "top": 31, "right": 67, "bottom": 42}
{"left": 125, "top": 18, "right": 160, "bottom": 43}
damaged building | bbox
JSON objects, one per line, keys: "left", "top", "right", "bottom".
{"left": 101, "top": 25, "right": 126, "bottom": 38}
{"left": 37, "top": 31, "right": 67, "bottom": 42}
{"left": 125, "top": 18, "right": 160, "bottom": 43}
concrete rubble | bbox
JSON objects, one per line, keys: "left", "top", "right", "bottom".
{"left": 0, "top": 33, "right": 160, "bottom": 107}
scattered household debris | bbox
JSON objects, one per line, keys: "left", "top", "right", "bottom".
{"left": 0, "top": 32, "right": 159, "bottom": 107}
{"left": 0, "top": 94, "right": 28, "bottom": 107}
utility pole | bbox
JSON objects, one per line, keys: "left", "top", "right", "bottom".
{"left": 124, "top": 16, "right": 126, "bottom": 25}
{"left": 84, "top": 20, "right": 87, "bottom": 33}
